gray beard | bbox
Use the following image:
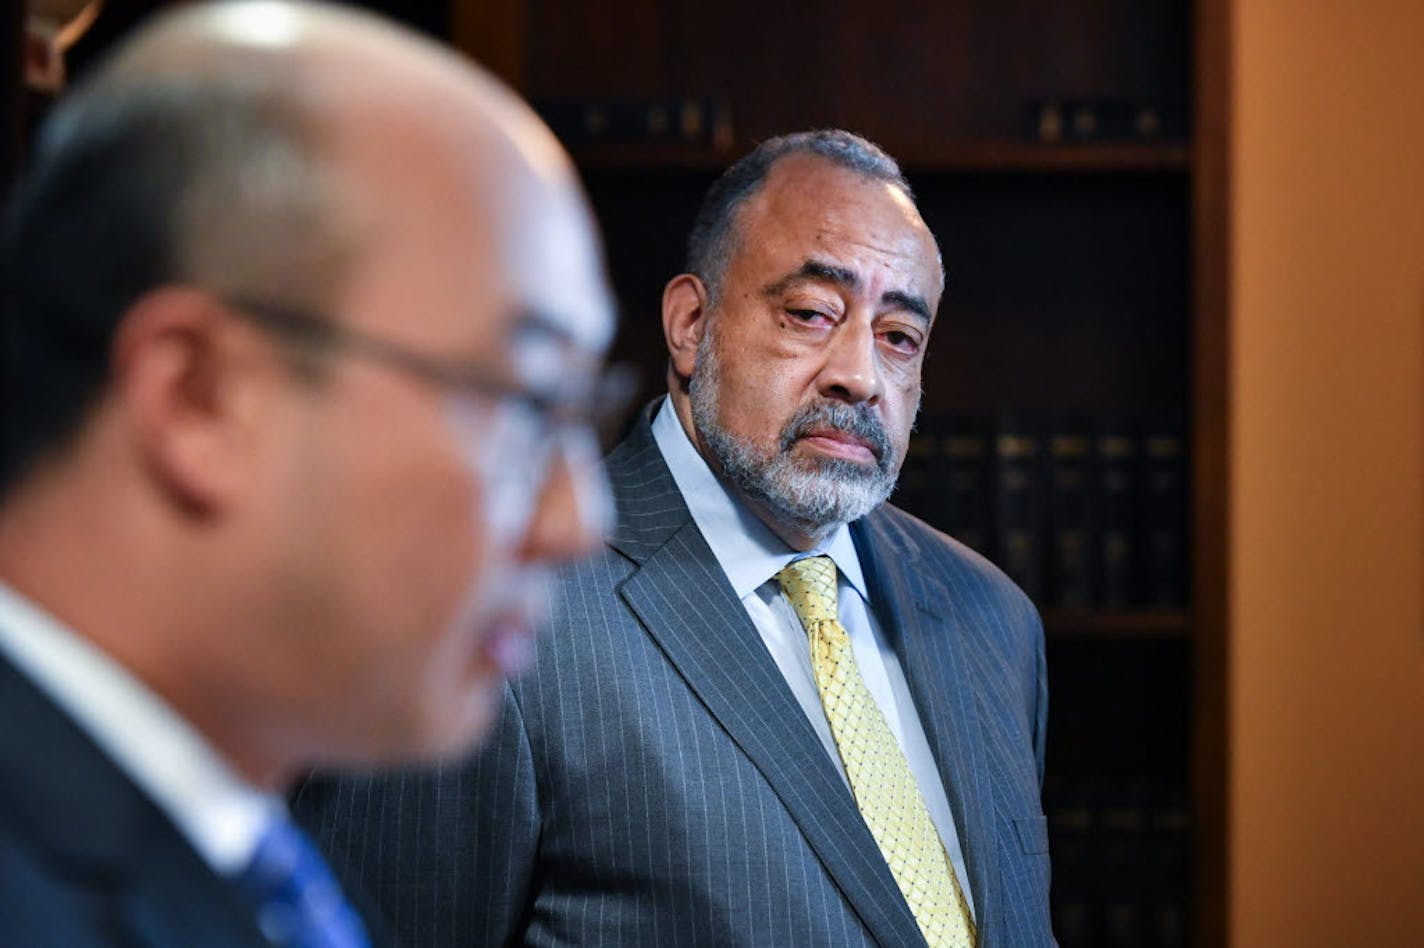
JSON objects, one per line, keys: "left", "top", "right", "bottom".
{"left": 688, "top": 332, "right": 905, "bottom": 540}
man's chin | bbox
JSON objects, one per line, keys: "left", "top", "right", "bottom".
{"left": 389, "top": 687, "right": 504, "bottom": 766}
{"left": 766, "top": 466, "right": 895, "bottom": 527}
{"left": 387, "top": 643, "right": 522, "bottom": 766}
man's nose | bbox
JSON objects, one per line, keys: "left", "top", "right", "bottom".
{"left": 817, "top": 316, "right": 883, "bottom": 404}
{"left": 518, "top": 428, "right": 612, "bottom": 564}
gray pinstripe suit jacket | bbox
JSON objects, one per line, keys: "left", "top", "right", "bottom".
{"left": 296, "top": 409, "right": 1055, "bottom": 947}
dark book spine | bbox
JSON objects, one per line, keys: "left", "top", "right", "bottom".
{"left": 1099, "top": 784, "right": 1150, "bottom": 948}
{"left": 1049, "top": 427, "right": 1096, "bottom": 609}
{"left": 533, "top": 97, "right": 732, "bottom": 147}
{"left": 1046, "top": 778, "right": 1098, "bottom": 947}
{"left": 994, "top": 416, "right": 1045, "bottom": 601}
{"left": 1096, "top": 428, "right": 1139, "bottom": 609}
{"left": 1024, "top": 98, "right": 1190, "bottom": 143}
{"left": 1142, "top": 430, "right": 1188, "bottom": 609}
{"left": 941, "top": 419, "right": 990, "bottom": 554}
{"left": 1148, "top": 785, "right": 1192, "bottom": 947}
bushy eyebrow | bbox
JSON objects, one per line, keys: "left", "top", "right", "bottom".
{"left": 761, "top": 258, "right": 931, "bottom": 325}
{"left": 762, "top": 259, "right": 859, "bottom": 297}
{"left": 881, "top": 290, "right": 931, "bottom": 324}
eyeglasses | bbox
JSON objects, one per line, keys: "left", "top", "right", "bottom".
{"left": 220, "top": 294, "right": 638, "bottom": 452}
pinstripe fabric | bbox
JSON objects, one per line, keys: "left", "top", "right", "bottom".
{"left": 295, "top": 405, "right": 1055, "bottom": 947}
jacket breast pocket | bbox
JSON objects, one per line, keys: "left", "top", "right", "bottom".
{"left": 1009, "top": 814, "right": 1050, "bottom": 855}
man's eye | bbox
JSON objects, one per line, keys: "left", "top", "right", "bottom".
{"left": 882, "top": 330, "right": 921, "bottom": 353}
{"left": 787, "top": 309, "right": 830, "bottom": 323}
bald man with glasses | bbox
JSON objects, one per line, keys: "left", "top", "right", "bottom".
{"left": 0, "top": 3, "right": 619, "bottom": 945}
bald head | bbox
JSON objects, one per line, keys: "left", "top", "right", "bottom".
{"left": 3, "top": 0, "right": 601, "bottom": 494}
{"left": 105, "top": 1, "right": 570, "bottom": 176}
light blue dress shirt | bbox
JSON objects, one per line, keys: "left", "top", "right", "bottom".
{"left": 651, "top": 402, "right": 976, "bottom": 917}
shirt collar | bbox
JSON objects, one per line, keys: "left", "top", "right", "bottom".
{"left": 650, "top": 399, "right": 869, "bottom": 601}
{"left": 0, "top": 581, "right": 281, "bottom": 875}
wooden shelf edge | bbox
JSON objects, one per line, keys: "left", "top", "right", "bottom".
{"left": 569, "top": 139, "right": 1193, "bottom": 175}
{"left": 897, "top": 140, "right": 1193, "bottom": 173}
{"left": 1043, "top": 610, "right": 1193, "bottom": 639}
{"left": 569, "top": 143, "right": 736, "bottom": 172}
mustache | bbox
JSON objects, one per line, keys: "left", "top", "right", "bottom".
{"left": 779, "top": 401, "right": 894, "bottom": 470}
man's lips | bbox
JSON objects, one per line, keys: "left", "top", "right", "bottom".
{"left": 797, "top": 428, "right": 879, "bottom": 463}
{"left": 469, "top": 569, "right": 550, "bottom": 679}
{"left": 477, "top": 616, "right": 536, "bottom": 677}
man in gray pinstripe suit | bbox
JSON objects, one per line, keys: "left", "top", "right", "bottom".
{"left": 298, "top": 130, "right": 1054, "bottom": 947}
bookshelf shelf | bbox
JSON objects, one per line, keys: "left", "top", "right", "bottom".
{"left": 567, "top": 140, "right": 1192, "bottom": 175}
{"left": 899, "top": 141, "right": 1192, "bottom": 174}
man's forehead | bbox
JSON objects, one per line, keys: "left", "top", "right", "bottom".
{"left": 498, "top": 253, "right": 614, "bottom": 364}
{"left": 755, "top": 153, "right": 904, "bottom": 212}
{"left": 456, "top": 159, "right": 604, "bottom": 324}
{"left": 330, "top": 124, "right": 613, "bottom": 372}
{"left": 743, "top": 160, "right": 939, "bottom": 270}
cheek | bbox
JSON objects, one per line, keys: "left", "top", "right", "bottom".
{"left": 711, "top": 340, "right": 813, "bottom": 439}
{"left": 348, "top": 421, "right": 497, "bottom": 737}
{"left": 447, "top": 400, "right": 538, "bottom": 554}
{"left": 379, "top": 438, "right": 490, "bottom": 632}
{"left": 259, "top": 381, "right": 511, "bottom": 762}
{"left": 325, "top": 385, "right": 493, "bottom": 645}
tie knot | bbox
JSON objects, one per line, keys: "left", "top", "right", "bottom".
{"left": 777, "top": 555, "right": 840, "bottom": 627}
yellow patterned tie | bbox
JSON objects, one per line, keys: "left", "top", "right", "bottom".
{"left": 777, "top": 556, "right": 976, "bottom": 948}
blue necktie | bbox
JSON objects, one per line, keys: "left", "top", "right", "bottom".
{"left": 235, "top": 818, "right": 372, "bottom": 948}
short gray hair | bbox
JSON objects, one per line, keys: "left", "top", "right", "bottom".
{"left": 684, "top": 129, "right": 914, "bottom": 304}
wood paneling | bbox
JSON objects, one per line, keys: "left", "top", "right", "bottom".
{"left": 1190, "top": 0, "right": 1231, "bottom": 943}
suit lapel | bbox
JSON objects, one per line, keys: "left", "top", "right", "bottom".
{"left": 607, "top": 412, "right": 925, "bottom": 948}
{"left": 0, "top": 655, "right": 270, "bottom": 947}
{"left": 854, "top": 515, "right": 1001, "bottom": 943}
{"left": 115, "top": 860, "right": 269, "bottom": 948}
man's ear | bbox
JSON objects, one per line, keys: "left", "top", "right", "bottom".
{"left": 662, "top": 273, "right": 710, "bottom": 382}
{"left": 110, "top": 287, "right": 270, "bottom": 515}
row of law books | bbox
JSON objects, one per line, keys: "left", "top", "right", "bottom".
{"left": 1045, "top": 776, "right": 1192, "bottom": 948}
{"left": 1023, "top": 97, "right": 1190, "bottom": 144}
{"left": 534, "top": 96, "right": 733, "bottom": 149}
{"left": 893, "top": 414, "right": 1188, "bottom": 610}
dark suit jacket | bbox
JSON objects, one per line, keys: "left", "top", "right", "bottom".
{"left": 298, "top": 411, "right": 1054, "bottom": 947}
{"left": 0, "top": 653, "right": 274, "bottom": 947}
{"left": 0, "top": 651, "right": 386, "bottom": 947}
